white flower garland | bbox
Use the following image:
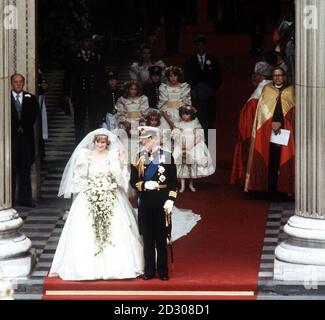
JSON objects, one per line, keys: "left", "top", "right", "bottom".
{"left": 84, "top": 172, "right": 118, "bottom": 256}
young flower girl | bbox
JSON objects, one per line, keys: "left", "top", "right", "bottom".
{"left": 172, "top": 106, "right": 215, "bottom": 192}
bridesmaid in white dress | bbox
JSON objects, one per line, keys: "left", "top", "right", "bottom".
{"left": 129, "top": 44, "right": 166, "bottom": 85}
{"left": 115, "top": 82, "right": 149, "bottom": 136}
{"left": 158, "top": 66, "right": 192, "bottom": 130}
{"left": 49, "top": 129, "right": 144, "bottom": 280}
{"left": 172, "top": 106, "right": 215, "bottom": 193}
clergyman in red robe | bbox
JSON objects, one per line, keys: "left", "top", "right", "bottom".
{"left": 231, "top": 61, "right": 272, "bottom": 186}
{"left": 245, "top": 67, "right": 295, "bottom": 197}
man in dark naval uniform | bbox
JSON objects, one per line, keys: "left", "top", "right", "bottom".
{"left": 131, "top": 126, "right": 178, "bottom": 280}
{"left": 101, "top": 70, "right": 122, "bottom": 118}
{"left": 142, "top": 65, "right": 162, "bottom": 110}
{"left": 63, "top": 35, "right": 106, "bottom": 143}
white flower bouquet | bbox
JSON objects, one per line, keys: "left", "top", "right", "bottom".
{"left": 84, "top": 172, "right": 118, "bottom": 256}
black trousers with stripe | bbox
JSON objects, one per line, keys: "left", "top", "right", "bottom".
{"left": 139, "top": 190, "right": 168, "bottom": 277}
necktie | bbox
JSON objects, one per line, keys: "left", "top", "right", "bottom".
{"left": 200, "top": 55, "right": 205, "bottom": 70}
{"left": 15, "top": 94, "right": 22, "bottom": 120}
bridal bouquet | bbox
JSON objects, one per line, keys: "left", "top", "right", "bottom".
{"left": 84, "top": 172, "right": 118, "bottom": 256}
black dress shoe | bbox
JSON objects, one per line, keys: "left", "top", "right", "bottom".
{"left": 159, "top": 275, "right": 169, "bottom": 281}
{"left": 142, "top": 274, "right": 154, "bottom": 280}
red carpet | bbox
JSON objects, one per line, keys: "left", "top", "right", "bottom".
{"left": 43, "top": 182, "right": 267, "bottom": 300}
{"left": 43, "top": 0, "right": 269, "bottom": 300}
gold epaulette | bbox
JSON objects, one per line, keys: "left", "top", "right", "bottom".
{"left": 135, "top": 155, "right": 146, "bottom": 178}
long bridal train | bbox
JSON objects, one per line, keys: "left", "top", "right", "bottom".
{"left": 51, "top": 196, "right": 201, "bottom": 281}
{"left": 135, "top": 207, "right": 201, "bottom": 243}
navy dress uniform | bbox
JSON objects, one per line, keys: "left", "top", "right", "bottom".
{"left": 131, "top": 127, "right": 178, "bottom": 280}
{"left": 142, "top": 66, "right": 162, "bottom": 109}
{"left": 100, "top": 71, "right": 123, "bottom": 119}
{"left": 63, "top": 46, "right": 106, "bottom": 143}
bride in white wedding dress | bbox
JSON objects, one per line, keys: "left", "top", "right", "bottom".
{"left": 49, "top": 129, "right": 144, "bottom": 280}
{"left": 49, "top": 128, "right": 200, "bottom": 281}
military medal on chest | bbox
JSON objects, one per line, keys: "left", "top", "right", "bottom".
{"left": 157, "top": 152, "right": 166, "bottom": 185}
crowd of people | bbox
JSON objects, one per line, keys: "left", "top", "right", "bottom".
{"left": 10, "top": 32, "right": 221, "bottom": 205}
{"left": 10, "top": 16, "right": 295, "bottom": 210}
{"left": 8, "top": 1, "right": 298, "bottom": 285}
{"left": 61, "top": 33, "right": 221, "bottom": 193}
{"left": 9, "top": 27, "right": 223, "bottom": 281}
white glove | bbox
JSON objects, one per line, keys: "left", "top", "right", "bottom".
{"left": 164, "top": 200, "right": 174, "bottom": 214}
{"left": 144, "top": 181, "right": 159, "bottom": 190}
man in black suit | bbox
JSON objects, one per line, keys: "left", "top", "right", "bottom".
{"left": 184, "top": 34, "right": 222, "bottom": 139}
{"left": 63, "top": 35, "right": 106, "bottom": 143}
{"left": 131, "top": 126, "right": 178, "bottom": 280}
{"left": 11, "top": 73, "right": 39, "bottom": 207}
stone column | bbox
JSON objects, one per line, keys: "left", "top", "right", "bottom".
{"left": 8, "top": 0, "right": 39, "bottom": 201}
{"left": 274, "top": 0, "right": 325, "bottom": 281}
{"left": 0, "top": 0, "right": 34, "bottom": 278}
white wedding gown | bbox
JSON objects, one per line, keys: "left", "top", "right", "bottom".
{"left": 49, "top": 148, "right": 201, "bottom": 281}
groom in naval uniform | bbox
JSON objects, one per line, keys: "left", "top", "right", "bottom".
{"left": 131, "top": 126, "right": 178, "bottom": 281}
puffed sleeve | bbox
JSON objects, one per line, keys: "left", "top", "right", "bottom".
{"left": 194, "top": 118, "right": 203, "bottom": 129}
{"left": 115, "top": 97, "right": 127, "bottom": 125}
{"left": 158, "top": 84, "right": 169, "bottom": 111}
{"left": 71, "top": 148, "right": 90, "bottom": 194}
{"left": 156, "top": 60, "right": 167, "bottom": 70}
{"left": 180, "top": 82, "right": 192, "bottom": 106}
{"left": 129, "top": 62, "right": 139, "bottom": 82}
{"left": 108, "top": 149, "right": 130, "bottom": 193}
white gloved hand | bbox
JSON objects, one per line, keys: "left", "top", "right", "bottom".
{"left": 163, "top": 200, "right": 174, "bottom": 214}
{"left": 144, "top": 181, "right": 159, "bottom": 190}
